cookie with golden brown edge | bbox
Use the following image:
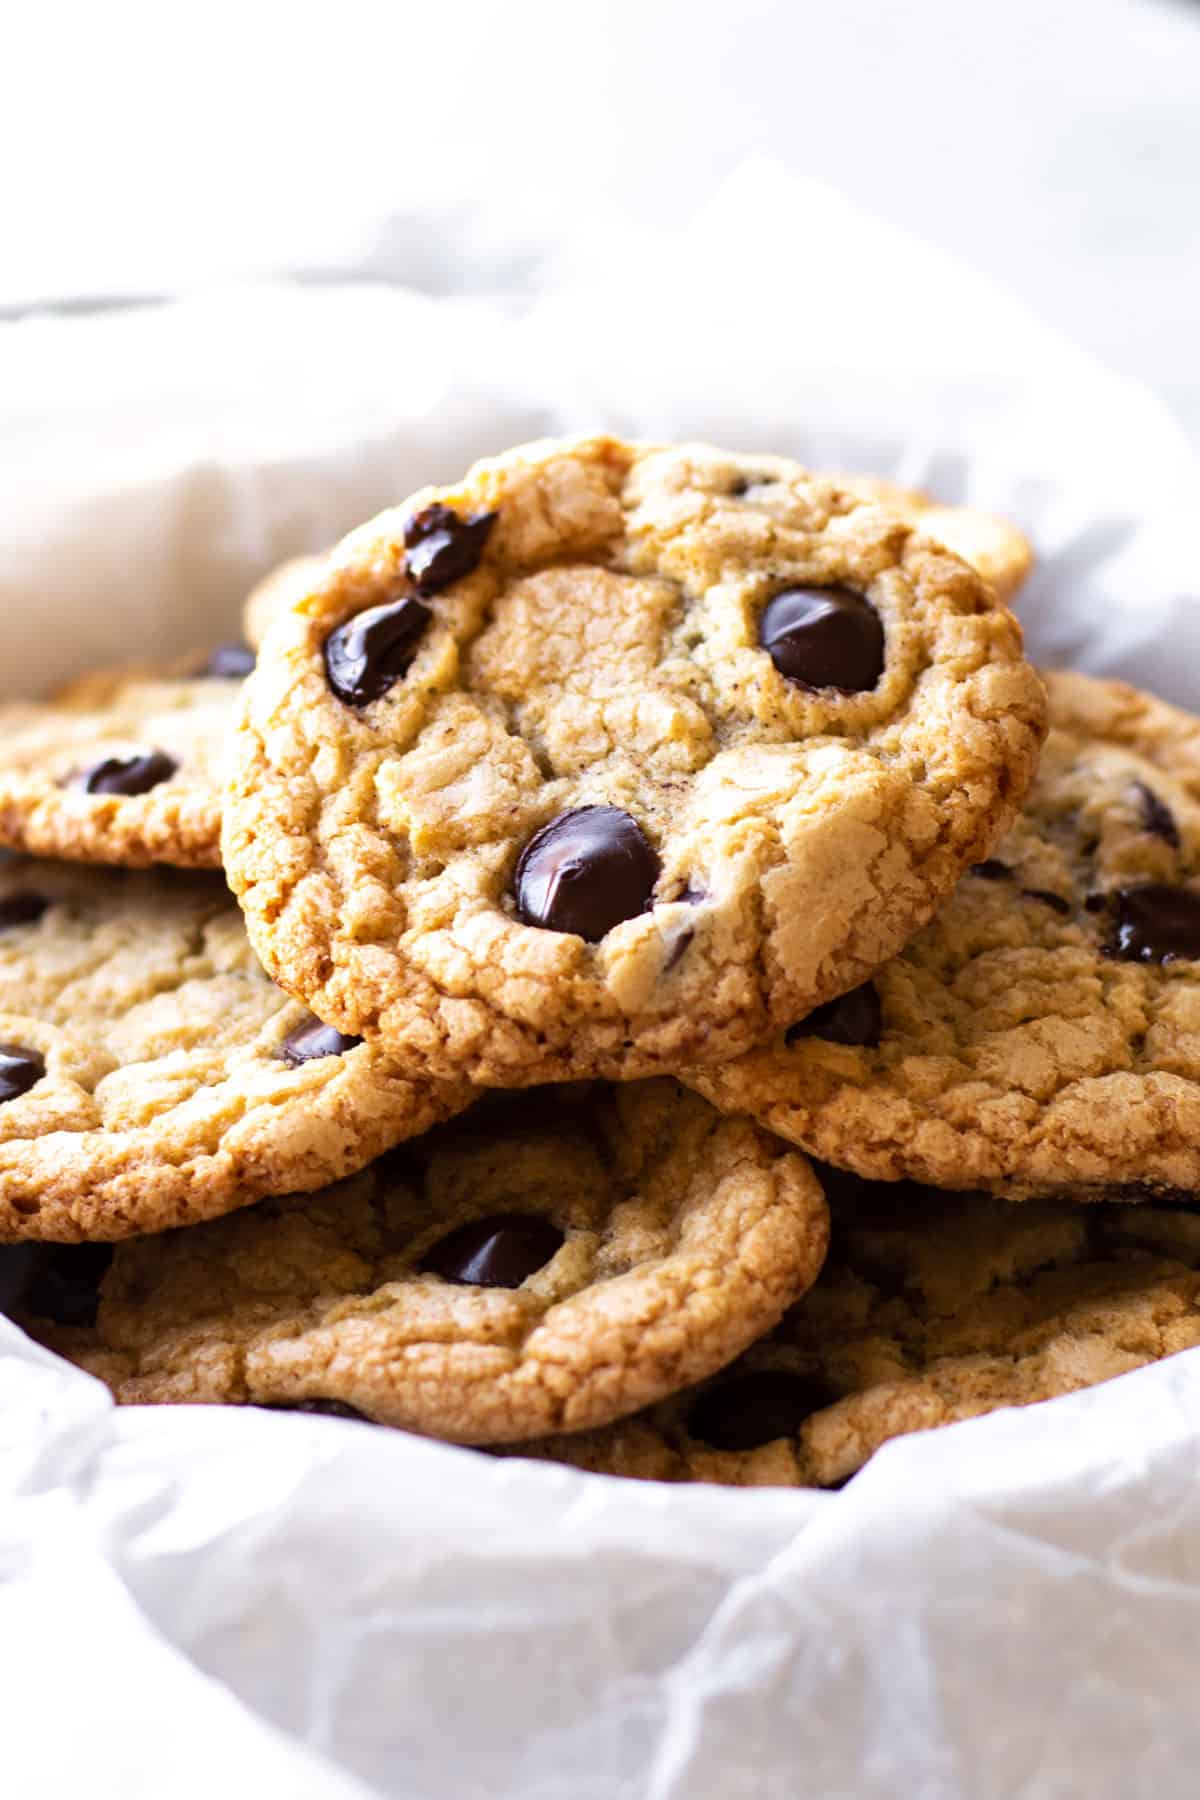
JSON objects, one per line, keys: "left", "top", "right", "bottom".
{"left": 833, "top": 475, "right": 1034, "bottom": 607}
{"left": 0, "top": 644, "right": 256, "bottom": 869}
{"left": 224, "top": 435, "right": 1045, "bottom": 1085}
{"left": 509, "top": 1171, "right": 1200, "bottom": 1487}
{"left": 20, "top": 1082, "right": 830, "bottom": 1443}
{"left": 688, "top": 671, "right": 1200, "bottom": 1199}
{"left": 0, "top": 857, "right": 468, "bottom": 1240}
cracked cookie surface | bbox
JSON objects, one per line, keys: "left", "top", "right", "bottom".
{"left": 689, "top": 672, "right": 1200, "bottom": 1197}
{"left": 0, "top": 857, "right": 468, "bottom": 1240}
{"left": 224, "top": 435, "right": 1045, "bottom": 1084}
{"left": 0, "top": 647, "right": 257, "bottom": 868}
{"left": 833, "top": 476, "right": 1033, "bottom": 606}
{"left": 509, "top": 1169, "right": 1200, "bottom": 1486}
{"left": 22, "top": 1081, "right": 829, "bottom": 1442}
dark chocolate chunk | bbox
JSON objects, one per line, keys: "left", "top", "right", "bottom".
{"left": 403, "top": 503, "right": 497, "bottom": 596}
{"left": 1084, "top": 893, "right": 1107, "bottom": 914}
{"left": 758, "top": 586, "right": 884, "bottom": 693}
{"left": 323, "top": 598, "right": 433, "bottom": 707}
{"left": 0, "top": 1043, "right": 45, "bottom": 1105}
{"left": 0, "top": 893, "right": 49, "bottom": 931}
{"left": 1023, "top": 889, "right": 1071, "bottom": 915}
{"left": 971, "top": 860, "right": 1012, "bottom": 881}
{"left": 79, "top": 750, "right": 178, "bottom": 796}
{"left": 23, "top": 1244, "right": 114, "bottom": 1328}
{"left": 418, "top": 1213, "right": 565, "bottom": 1288}
{"left": 786, "top": 982, "right": 882, "bottom": 1048}
{"left": 279, "top": 1015, "right": 364, "bottom": 1067}
{"left": 514, "top": 806, "right": 660, "bottom": 942}
{"left": 1134, "top": 782, "right": 1181, "bottom": 850}
{"left": 1106, "top": 884, "right": 1200, "bottom": 964}
{"left": 687, "top": 1368, "right": 838, "bottom": 1452}
{"left": 200, "top": 643, "right": 256, "bottom": 679}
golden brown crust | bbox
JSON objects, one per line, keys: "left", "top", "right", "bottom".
{"left": 33, "top": 1084, "right": 830, "bottom": 1442}
{"left": 688, "top": 671, "right": 1200, "bottom": 1198}
{"left": 224, "top": 436, "right": 1045, "bottom": 1084}
{"left": 834, "top": 475, "right": 1034, "bottom": 606}
{"left": 0, "top": 859, "right": 469, "bottom": 1239}
{"left": 511, "top": 1177, "right": 1200, "bottom": 1486}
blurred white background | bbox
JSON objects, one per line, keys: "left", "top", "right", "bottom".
{"left": 4, "top": 0, "right": 1200, "bottom": 440}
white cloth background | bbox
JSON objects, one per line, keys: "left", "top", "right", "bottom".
{"left": 3, "top": 167, "right": 1200, "bottom": 1797}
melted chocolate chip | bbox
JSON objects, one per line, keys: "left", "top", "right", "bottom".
{"left": 971, "top": 859, "right": 1012, "bottom": 881}
{"left": 279, "top": 1015, "right": 364, "bottom": 1067}
{"left": 79, "top": 750, "right": 178, "bottom": 796}
{"left": 1023, "top": 889, "right": 1071, "bottom": 915}
{"left": 1134, "top": 782, "right": 1181, "bottom": 850}
{"left": 200, "top": 643, "right": 256, "bottom": 679}
{"left": 0, "top": 893, "right": 49, "bottom": 931}
{"left": 403, "top": 503, "right": 497, "bottom": 596}
{"left": 0, "top": 1243, "right": 46, "bottom": 1316}
{"left": 24, "top": 1244, "right": 114, "bottom": 1328}
{"left": 514, "top": 806, "right": 660, "bottom": 942}
{"left": 687, "top": 1369, "right": 837, "bottom": 1452}
{"left": 0, "top": 1043, "right": 45, "bottom": 1105}
{"left": 263, "top": 1398, "right": 370, "bottom": 1421}
{"left": 758, "top": 587, "right": 884, "bottom": 693}
{"left": 418, "top": 1213, "right": 565, "bottom": 1288}
{"left": 323, "top": 598, "right": 433, "bottom": 707}
{"left": 786, "top": 983, "right": 882, "bottom": 1048}
{"left": 1084, "top": 893, "right": 1107, "bottom": 914}
{"left": 1106, "top": 884, "right": 1200, "bottom": 964}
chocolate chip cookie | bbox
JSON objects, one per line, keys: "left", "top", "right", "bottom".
{"left": 224, "top": 436, "right": 1045, "bottom": 1084}
{"left": 0, "top": 647, "right": 256, "bottom": 868}
{"left": 510, "top": 1169, "right": 1200, "bottom": 1486}
{"left": 0, "top": 857, "right": 468, "bottom": 1239}
{"left": 19, "top": 1082, "right": 830, "bottom": 1441}
{"left": 834, "top": 475, "right": 1034, "bottom": 606}
{"left": 689, "top": 671, "right": 1200, "bottom": 1198}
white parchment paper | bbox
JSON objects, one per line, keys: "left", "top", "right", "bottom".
{"left": 3, "top": 166, "right": 1200, "bottom": 1798}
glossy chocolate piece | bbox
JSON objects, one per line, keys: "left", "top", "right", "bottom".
{"left": 758, "top": 586, "right": 884, "bottom": 693}
{"left": 323, "top": 598, "right": 433, "bottom": 706}
{"left": 418, "top": 1213, "right": 565, "bottom": 1288}
{"left": 514, "top": 806, "right": 660, "bottom": 942}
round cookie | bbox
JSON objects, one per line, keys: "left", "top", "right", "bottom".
{"left": 0, "top": 644, "right": 257, "bottom": 869}
{"left": 18, "top": 1082, "right": 830, "bottom": 1442}
{"left": 509, "top": 1169, "right": 1200, "bottom": 1487}
{"left": 0, "top": 857, "right": 468, "bottom": 1240}
{"left": 224, "top": 435, "right": 1045, "bottom": 1084}
{"left": 688, "top": 671, "right": 1200, "bottom": 1199}
{"left": 833, "top": 475, "right": 1034, "bottom": 607}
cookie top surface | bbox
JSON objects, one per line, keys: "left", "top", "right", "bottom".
{"left": 0, "top": 645, "right": 256, "bottom": 868}
{"left": 688, "top": 671, "right": 1200, "bottom": 1198}
{"left": 833, "top": 476, "right": 1033, "bottom": 607}
{"left": 22, "top": 1081, "right": 830, "bottom": 1442}
{"left": 224, "top": 435, "right": 1045, "bottom": 1084}
{"left": 510, "top": 1168, "right": 1200, "bottom": 1486}
{"left": 0, "top": 857, "right": 468, "bottom": 1240}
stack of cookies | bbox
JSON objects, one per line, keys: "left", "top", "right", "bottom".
{"left": 4, "top": 435, "right": 1200, "bottom": 1491}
